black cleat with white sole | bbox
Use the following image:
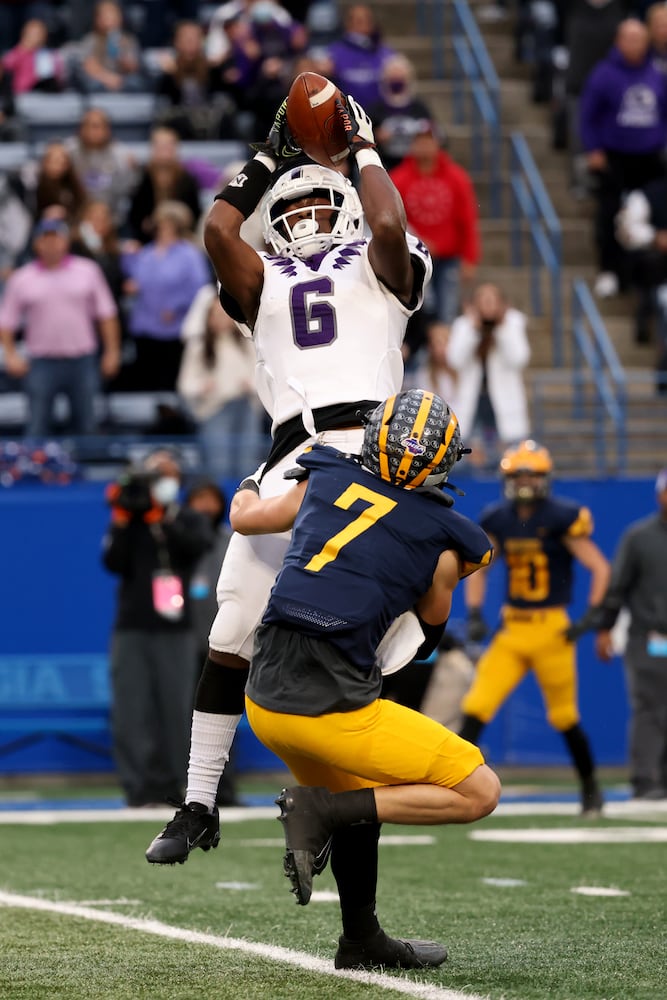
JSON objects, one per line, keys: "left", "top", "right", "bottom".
{"left": 145, "top": 802, "right": 220, "bottom": 864}
{"left": 275, "top": 786, "right": 335, "bottom": 905}
{"left": 334, "top": 929, "right": 448, "bottom": 970}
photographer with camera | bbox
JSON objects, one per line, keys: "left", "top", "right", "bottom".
{"left": 446, "top": 283, "right": 531, "bottom": 470}
{"left": 102, "top": 449, "right": 216, "bottom": 807}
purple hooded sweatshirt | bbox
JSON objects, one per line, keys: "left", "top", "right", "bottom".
{"left": 327, "top": 33, "right": 395, "bottom": 109}
{"left": 579, "top": 47, "right": 667, "bottom": 154}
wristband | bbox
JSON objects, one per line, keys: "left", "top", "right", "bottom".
{"left": 214, "top": 155, "right": 276, "bottom": 219}
{"left": 355, "top": 148, "right": 384, "bottom": 171}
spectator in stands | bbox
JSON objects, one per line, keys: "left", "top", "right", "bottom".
{"left": 70, "top": 199, "right": 125, "bottom": 323}
{"left": 102, "top": 448, "right": 216, "bottom": 808}
{"left": 648, "top": 2, "right": 667, "bottom": 75}
{"left": 369, "top": 53, "right": 434, "bottom": 171}
{"left": 403, "top": 320, "right": 456, "bottom": 405}
{"left": 323, "top": 3, "right": 395, "bottom": 109}
{"left": 129, "top": 0, "right": 203, "bottom": 49}
{"left": 184, "top": 478, "right": 240, "bottom": 806}
{"left": 127, "top": 125, "right": 202, "bottom": 243}
{"left": 579, "top": 17, "right": 667, "bottom": 298}
{"left": 616, "top": 168, "right": 667, "bottom": 371}
{"left": 122, "top": 200, "right": 211, "bottom": 392}
{"left": 220, "top": 0, "right": 307, "bottom": 140}
{"left": 562, "top": 0, "right": 625, "bottom": 199}
{"left": 155, "top": 19, "right": 237, "bottom": 140}
{"left": 0, "top": 173, "right": 32, "bottom": 291}
{"left": 389, "top": 120, "right": 480, "bottom": 325}
{"left": 445, "top": 283, "right": 531, "bottom": 469}
{"left": 63, "top": 107, "right": 137, "bottom": 224}
{"left": 177, "top": 284, "right": 263, "bottom": 483}
{"left": 0, "top": 1, "right": 56, "bottom": 53}
{"left": 1, "top": 17, "right": 66, "bottom": 93}
{"left": 0, "top": 214, "right": 121, "bottom": 436}
{"left": 74, "top": 0, "right": 146, "bottom": 94}
{"left": 0, "top": 62, "right": 21, "bottom": 139}
{"left": 13, "top": 140, "right": 87, "bottom": 228}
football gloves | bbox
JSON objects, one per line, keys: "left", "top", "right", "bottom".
{"left": 564, "top": 603, "right": 619, "bottom": 642}
{"left": 467, "top": 608, "right": 489, "bottom": 644}
{"left": 336, "top": 93, "right": 377, "bottom": 153}
{"left": 251, "top": 99, "right": 302, "bottom": 163}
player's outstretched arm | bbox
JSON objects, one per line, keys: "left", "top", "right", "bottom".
{"left": 336, "top": 94, "right": 413, "bottom": 301}
{"left": 230, "top": 478, "right": 307, "bottom": 535}
{"left": 204, "top": 100, "right": 302, "bottom": 326}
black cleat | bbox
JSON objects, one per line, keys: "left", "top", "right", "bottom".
{"left": 145, "top": 802, "right": 220, "bottom": 864}
{"left": 581, "top": 780, "right": 604, "bottom": 818}
{"left": 334, "top": 929, "right": 448, "bottom": 970}
{"left": 275, "top": 786, "right": 334, "bottom": 905}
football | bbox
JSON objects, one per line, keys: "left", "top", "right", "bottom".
{"left": 286, "top": 71, "right": 349, "bottom": 169}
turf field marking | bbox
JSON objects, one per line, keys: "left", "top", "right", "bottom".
{"left": 237, "top": 835, "right": 436, "bottom": 848}
{"left": 214, "top": 882, "right": 261, "bottom": 891}
{"left": 481, "top": 878, "right": 527, "bottom": 887}
{"left": 0, "top": 890, "right": 489, "bottom": 1000}
{"left": 470, "top": 826, "right": 667, "bottom": 843}
{"left": 570, "top": 887, "right": 630, "bottom": 897}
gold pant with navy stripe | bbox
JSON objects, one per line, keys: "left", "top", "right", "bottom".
{"left": 245, "top": 695, "right": 484, "bottom": 791}
{"left": 461, "top": 606, "right": 580, "bottom": 732}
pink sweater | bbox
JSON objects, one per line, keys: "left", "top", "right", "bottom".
{"left": 2, "top": 46, "right": 65, "bottom": 94}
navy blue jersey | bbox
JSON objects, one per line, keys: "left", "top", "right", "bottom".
{"left": 480, "top": 496, "right": 594, "bottom": 608}
{"left": 263, "top": 445, "right": 492, "bottom": 670}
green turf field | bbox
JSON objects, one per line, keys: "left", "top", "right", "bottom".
{"left": 1, "top": 789, "right": 665, "bottom": 1000}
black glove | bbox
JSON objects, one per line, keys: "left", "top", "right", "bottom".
{"left": 251, "top": 99, "right": 302, "bottom": 163}
{"left": 335, "top": 93, "right": 377, "bottom": 153}
{"left": 564, "top": 604, "right": 616, "bottom": 642}
{"left": 467, "top": 608, "right": 489, "bottom": 644}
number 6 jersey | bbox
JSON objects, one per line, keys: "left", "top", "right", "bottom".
{"left": 224, "top": 235, "right": 432, "bottom": 433}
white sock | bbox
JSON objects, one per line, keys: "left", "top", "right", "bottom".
{"left": 186, "top": 711, "right": 242, "bottom": 811}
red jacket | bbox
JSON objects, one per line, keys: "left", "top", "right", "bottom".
{"left": 389, "top": 151, "right": 480, "bottom": 263}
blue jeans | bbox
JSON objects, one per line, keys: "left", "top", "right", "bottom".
{"left": 198, "top": 397, "right": 264, "bottom": 484}
{"left": 425, "top": 258, "right": 461, "bottom": 325}
{"left": 25, "top": 354, "right": 99, "bottom": 437}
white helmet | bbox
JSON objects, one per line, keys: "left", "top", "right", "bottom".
{"left": 260, "top": 163, "right": 364, "bottom": 259}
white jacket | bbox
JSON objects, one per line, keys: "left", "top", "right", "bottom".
{"left": 177, "top": 285, "right": 258, "bottom": 422}
{"left": 445, "top": 307, "right": 531, "bottom": 443}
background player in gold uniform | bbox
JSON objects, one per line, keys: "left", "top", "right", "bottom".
{"left": 459, "top": 440, "right": 611, "bottom": 816}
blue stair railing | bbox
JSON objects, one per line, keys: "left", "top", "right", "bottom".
{"left": 570, "top": 279, "right": 627, "bottom": 473}
{"left": 509, "top": 132, "right": 563, "bottom": 366}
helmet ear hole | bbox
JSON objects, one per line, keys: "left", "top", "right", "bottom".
{"left": 361, "top": 389, "right": 464, "bottom": 488}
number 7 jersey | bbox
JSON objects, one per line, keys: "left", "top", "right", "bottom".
{"left": 231, "top": 235, "right": 432, "bottom": 432}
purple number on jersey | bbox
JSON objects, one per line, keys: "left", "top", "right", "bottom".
{"left": 290, "top": 278, "right": 338, "bottom": 348}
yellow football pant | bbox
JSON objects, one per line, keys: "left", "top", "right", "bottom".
{"left": 461, "top": 606, "right": 580, "bottom": 731}
{"left": 245, "top": 695, "right": 484, "bottom": 791}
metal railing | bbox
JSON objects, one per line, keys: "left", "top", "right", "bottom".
{"left": 417, "top": 0, "right": 502, "bottom": 216}
{"left": 570, "top": 279, "right": 627, "bottom": 472}
{"left": 508, "top": 132, "right": 563, "bottom": 366}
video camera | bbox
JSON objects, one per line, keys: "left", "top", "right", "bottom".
{"left": 108, "top": 467, "right": 159, "bottom": 515}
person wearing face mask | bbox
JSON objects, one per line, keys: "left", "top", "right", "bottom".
{"left": 368, "top": 54, "right": 434, "bottom": 171}
{"left": 102, "top": 449, "right": 216, "bottom": 807}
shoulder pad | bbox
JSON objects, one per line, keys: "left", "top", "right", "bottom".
{"left": 283, "top": 465, "right": 309, "bottom": 483}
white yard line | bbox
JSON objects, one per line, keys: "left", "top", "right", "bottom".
{"left": 0, "top": 890, "right": 489, "bottom": 1000}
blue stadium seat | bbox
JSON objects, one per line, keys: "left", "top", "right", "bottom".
{"left": 83, "top": 92, "right": 158, "bottom": 141}
{"left": 0, "top": 142, "right": 30, "bottom": 172}
{"left": 15, "top": 92, "right": 85, "bottom": 144}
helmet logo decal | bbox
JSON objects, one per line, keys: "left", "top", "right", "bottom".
{"left": 402, "top": 435, "right": 426, "bottom": 455}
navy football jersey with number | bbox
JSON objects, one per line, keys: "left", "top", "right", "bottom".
{"left": 480, "top": 497, "right": 594, "bottom": 609}
{"left": 262, "top": 445, "right": 493, "bottom": 670}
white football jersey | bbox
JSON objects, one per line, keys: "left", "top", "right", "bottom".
{"left": 234, "top": 234, "right": 432, "bottom": 434}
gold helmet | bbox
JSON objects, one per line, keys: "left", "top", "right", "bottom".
{"left": 500, "top": 439, "right": 552, "bottom": 501}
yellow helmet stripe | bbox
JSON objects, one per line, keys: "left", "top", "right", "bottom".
{"left": 378, "top": 395, "right": 396, "bottom": 482}
{"left": 394, "top": 390, "right": 434, "bottom": 483}
{"left": 408, "top": 410, "right": 458, "bottom": 488}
